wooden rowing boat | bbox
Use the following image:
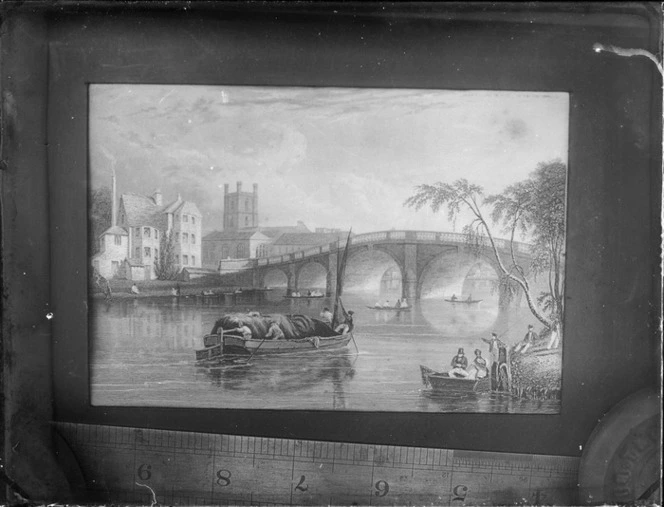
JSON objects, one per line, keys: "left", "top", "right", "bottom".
{"left": 196, "top": 332, "right": 351, "bottom": 360}
{"left": 444, "top": 298, "right": 483, "bottom": 305}
{"left": 420, "top": 365, "right": 490, "bottom": 393}
{"left": 284, "top": 295, "right": 325, "bottom": 299}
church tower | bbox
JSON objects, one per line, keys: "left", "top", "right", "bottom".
{"left": 223, "top": 181, "right": 258, "bottom": 230}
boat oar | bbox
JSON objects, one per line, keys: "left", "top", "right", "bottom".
{"left": 350, "top": 332, "right": 358, "bottom": 354}
{"left": 242, "top": 336, "right": 268, "bottom": 365}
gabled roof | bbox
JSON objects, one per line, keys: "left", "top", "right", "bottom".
{"left": 203, "top": 230, "right": 269, "bottom": 241}
{"left": 273, "top": 232, "right": 347, "bottom": 246}
{"left": 100, "top": 225, "right": 128, "bottom": 237}
{"left": 120, "top": 193, "right": 162, "bottom": 228}
{"left": 162, "top": 198, "right": 202, "bottom": 217}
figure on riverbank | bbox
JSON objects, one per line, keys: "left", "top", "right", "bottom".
{"left": 513, "top": 324, "right": 538, "bottom": 354}
{"left": 130, "top": 283, "right": 140, "bottom": 295}
{"left": 449, "top": 348, "right": 469, "bottom": 378}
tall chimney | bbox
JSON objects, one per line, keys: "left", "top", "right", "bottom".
{"left": 153, "top": 188, "right": 163, "bottom": 206}
{"left": 237, "top": 181, "right": 242, "bottom": 193}
{"left": 253, "top": 183, "right": 258, "bottom": 194}
{"left": 224, "top": 183, "right": 229, "bottom": 195}
{"left": 111, "top": 168, "right": 117, "bottom": 226}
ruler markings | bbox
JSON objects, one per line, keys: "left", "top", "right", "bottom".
{"left": 55, "top": 423, "right": 579, "bottom": 505}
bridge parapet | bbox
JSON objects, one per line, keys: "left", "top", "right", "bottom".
{"left": 253, "top": 230, "right": 531, "bottom": 268}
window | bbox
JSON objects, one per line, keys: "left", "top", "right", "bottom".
{"left": 245, "top": 200, "right": 249, "bottom": 211}
{"left": 192, "top": 256, "right": 196, "bottom": 265}
{"left": 143, "top": 227, "right": 150, "bottom": 238}
{"left": 175, "top": 232, "right": 180, "bottom": 242}
{"left": 134, "top": 228, "right": 140, "bottom": 238}
{"left": 120, "top": 213, "right": 125, "bottom": 225}
{"left": 154, "top": 248, "right": 158, "bottom": 261}
{"left": 135, "top": 247, "right": 140, "bottom": 258}
{"left": 155, "top": 229, "right": 158, "bottom": 240}
{"left": 245, "top": 216, "right": 249, "bottom": 226}
{"left": 144, "top": 247, "right": 151, "bottom": 257}
{"left": 183, "top": 255, "right": 189, "bottom": 265}
{"left": 183, "top": 214, "right": 188, "bottom": 223}
{"left": 221, "top": 246, "right": 229, "bottom": 259}
{"left": 192, "top": 216, "right": 196, "bottom": 225}
{"left": 182, "top": 232, "right": 188, "bottom": 243}
{"left": 175, "top": 214, "right": 180, "bottom": 222}
{"left": 236, "top": 243, "right": 246, "bottom": 258}
{"left": 114, "top": 235, "right": 122, "bottom": 245}
{"left": 191, "top": 234, "right": 195, "bottom": 244}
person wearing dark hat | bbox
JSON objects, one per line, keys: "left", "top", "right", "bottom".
{"left": 449, "top": 347, "right": 469, "bottom": 378}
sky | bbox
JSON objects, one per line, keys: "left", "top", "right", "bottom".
{"left": 89, "top": 85, "right": 569, "bottom": 236}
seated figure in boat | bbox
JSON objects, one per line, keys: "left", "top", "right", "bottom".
{"left": 466, "top": 294, "right": 473, "bottom": 302}
{"left": 450, "top": 294, "right": 457, "bottom": 301}
{"left": 225, "top": 324, "right": 253, "bottom": 339}
{"left": 319, "top": 307, "right": 333, "bottom": 325}
{"left": 466, "top": 349, "right": 488, "bottom": 380}
{"left": 265, "top": 320, "right": 285, "bottom": 340}
{"left": 374, "top": 300, "right": 383, "bottom": 308}
{"left": 449, "top": 348, "right": 469, "bottom": 378}
{"left": 400, "top": 298, "right": 409, "bottom": 308}
{"left": 334, "top": 310, "right": 354, "bottom": 335}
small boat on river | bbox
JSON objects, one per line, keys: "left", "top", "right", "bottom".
{"left": 366, "top": 305, "right": 411, "bottom": 311}
{"left": 444, "top": 298, "right": 483, "bottom": 305}
{"left": 284, "top": 294, "right": 325, "bottom": 299}
{"left": 420, "top": 365, "right": 490, "bottom": 393}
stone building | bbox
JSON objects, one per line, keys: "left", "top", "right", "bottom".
{"left": 92, "top": 172, "right": 203, "bottom": 280}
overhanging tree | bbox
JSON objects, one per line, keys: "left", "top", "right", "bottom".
{"left": 405, "top": 160, "right": 566, "bottom": 332}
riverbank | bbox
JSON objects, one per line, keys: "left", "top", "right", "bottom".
{"left": 509, "top": 347, "right": 562, "bottom": 400}
{"left": 90, "top": 278, "right": 249, "bottom": 300}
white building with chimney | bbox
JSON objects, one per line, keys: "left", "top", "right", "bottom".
{"left": 92, "top": 172, "right": 203, "bottom": 280}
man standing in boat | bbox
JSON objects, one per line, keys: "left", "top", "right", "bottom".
{"left": 449, "top": 348, "right": 469, "bottom": 378}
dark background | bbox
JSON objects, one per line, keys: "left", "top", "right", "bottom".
{"left": 1, "top": 2, "right": 661, "bottom": 501}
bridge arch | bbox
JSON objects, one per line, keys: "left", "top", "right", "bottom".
{"left": 296, "top": 261, "right": 328, "bottom": 291}
{"left": 418, "top": 250, "right": 500, "bottom": 303}
{"left": 343, "top": 246, "right": 404, "bottom": 297}
{"left": 261, "top": 267, "right": 289, "bottom": 289}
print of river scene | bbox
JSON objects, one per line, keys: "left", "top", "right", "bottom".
{"left": 90, "top": 289, "right": 559, "bottom": 413}
{"left": 89, "top": 86, "right": 567, "bottom": 414}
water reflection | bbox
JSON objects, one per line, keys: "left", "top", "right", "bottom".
{"left": 90, "top": 290, "right": 559, "bottom": 413}
{"left": 200, "top": 353, "right": 356, "bottom": 409}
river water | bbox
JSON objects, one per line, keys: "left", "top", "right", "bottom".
{"left": 90, "top": 290, "right": 560, "bottom": 413}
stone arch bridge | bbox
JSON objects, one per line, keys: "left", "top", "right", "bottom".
{"left": 246, "top": 230, "right": 533, "bottom": 303}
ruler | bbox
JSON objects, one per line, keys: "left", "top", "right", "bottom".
{"left": 55, "top": 423, "right": 579, "bottom": 506}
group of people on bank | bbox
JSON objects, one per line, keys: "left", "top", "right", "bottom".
{"left": 447, "top": 324, "right": 547, "bottom": 379}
